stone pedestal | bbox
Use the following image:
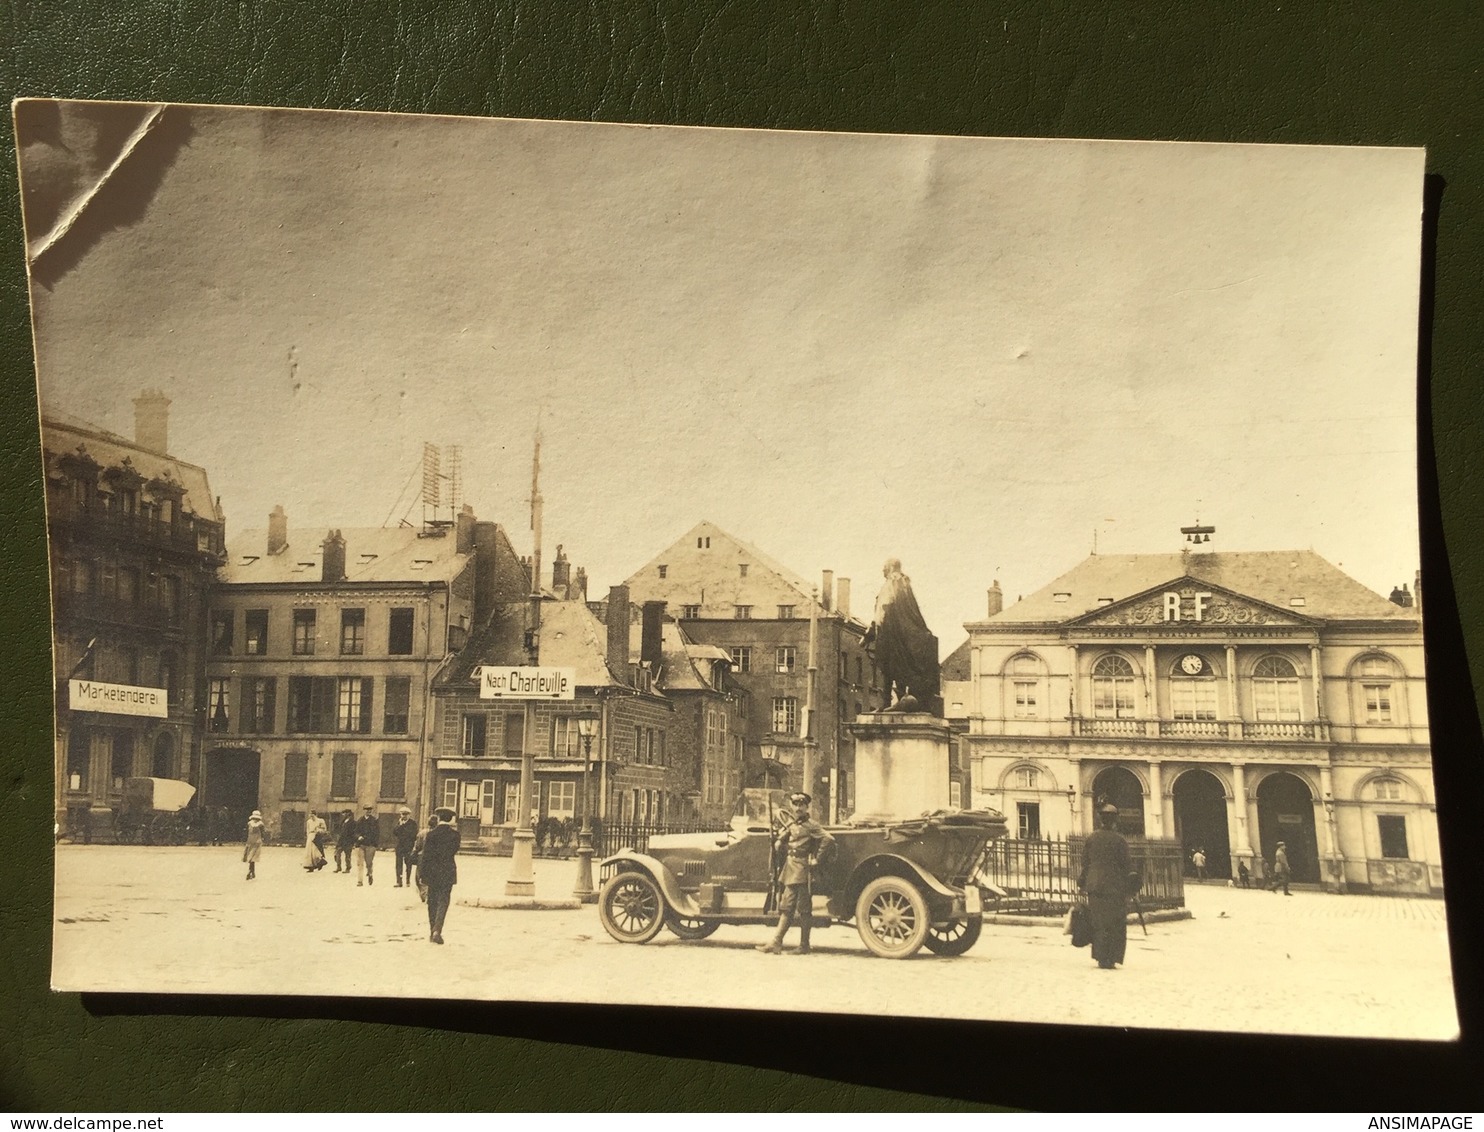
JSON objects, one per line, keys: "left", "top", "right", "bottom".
{"left": 847, "top": 712, "right": 951, "bottom": 821}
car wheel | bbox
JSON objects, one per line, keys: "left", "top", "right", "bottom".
{"left": 598, "top": 871, "right": 667, "bottom": 944}
{"left": 665, "top": 915, "right": 720, "bottom": 940}
{"left": 855, "top": 875, "right": 930, "bottom": 959}
{"left": 924, "top": 914, "right": 983, "bottom": 957}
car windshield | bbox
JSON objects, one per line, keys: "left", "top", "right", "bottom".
{"left": 732, "top": 788, "right": 789, "bottom": 831}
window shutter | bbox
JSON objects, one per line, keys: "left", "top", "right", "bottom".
{"left": 360, "top": 677, "right": 373, "bottom": 733}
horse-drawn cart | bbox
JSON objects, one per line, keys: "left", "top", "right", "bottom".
{"left": 115, "top": 776, "right": 196, "bottom": 845}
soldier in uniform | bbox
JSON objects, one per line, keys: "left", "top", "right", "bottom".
{"left": 757, "top": 791, "right": 834, "bottom": 955}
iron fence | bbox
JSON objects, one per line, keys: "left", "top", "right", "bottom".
{"left": 978, "top": 834, "right": 1185, "bottom": 913}
{"left": 593, "top": 819, "right": 728, "bottom": 857}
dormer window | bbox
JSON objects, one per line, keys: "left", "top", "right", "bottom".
{"left": 739, "top": 564, "right": 749, "bottom": 577}
{"left": 1053, "top": 592, "right": 1070, "bottom": 603}
{"left": 658, "top": 565, "right": 668, "bottom": 579}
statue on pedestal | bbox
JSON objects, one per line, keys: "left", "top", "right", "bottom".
{"left": 863, "top": 558, "right": 940, "bottom": 713}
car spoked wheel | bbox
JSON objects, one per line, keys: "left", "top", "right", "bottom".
{"left": 924, "top": 914, "right": 982, "bottom": 957}
{"left": 855, "top": 876, "right": 930, "bottom": 958}
{"left": 598, "top": 871, "right": 666, "bottom": 943}
{"left": 665, "top": 915, "right": 720, "bottom": 940}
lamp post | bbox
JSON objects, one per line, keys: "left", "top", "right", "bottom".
{"left": 759, "top": 736, "right": 795, "bottom": 793}
{"left": 572, "top": 709, "right": 600, "bottom": 903}
{"left": 1066, "top": 782, "right": 1078, "bottom": 834}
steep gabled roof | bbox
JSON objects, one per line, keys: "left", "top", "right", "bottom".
{"left": 222, "top": 526, "right": 468, "bottom": 585}
{"left": 981, "top": 551, "right": 1416, "bottom": 626}
{"left": 437, "top": 599, "right": 623, "bottom": 691}
{"left": 621, "top": 519, "right": 827, "bottom": 613}
{"left": 42, "top": 416, "right": 220, "bottom": 522}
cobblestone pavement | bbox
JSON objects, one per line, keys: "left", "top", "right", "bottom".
{"left": 52, "top": 845, "right": 1459, "bottom": 1040}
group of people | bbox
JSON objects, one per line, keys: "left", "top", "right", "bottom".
{"left": 242, "top": 804, "right": 463, "bottom": 943}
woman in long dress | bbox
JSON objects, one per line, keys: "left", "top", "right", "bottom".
{"left": 243, "top": 810, "right": 266, "bottom": 880}
{"left": 303, "top": 810, "right": 327, "bottom": 872}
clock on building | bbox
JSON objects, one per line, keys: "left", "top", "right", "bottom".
{"left": 1179, "top": 653, "right": 1206, "bottom": 676}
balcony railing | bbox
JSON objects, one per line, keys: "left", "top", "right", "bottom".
{"left": 49, "top": 496, "right": 225, "bottom": 558}
{"left": 1071, "top": 717, "right": 1328, "bottom": 742}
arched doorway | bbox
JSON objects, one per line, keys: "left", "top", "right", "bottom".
{"left": 1172, "top": 769, "right": 1230, "bottom": 880}
{"left": 1090, "top": 765, "right": 1145, "bottom": 837}
{"left": 203, "top": 747, "right": 261, "bottom": 837}
{"left": 152, "top": 732, "right": 176, "bottom": 779}
{"left": 1255, "top": 771, "right": 1319, "bottom": 883}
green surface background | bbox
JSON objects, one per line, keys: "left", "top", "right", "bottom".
{"left": 3, "top": 1, "right": 1482, "bottom": 1112}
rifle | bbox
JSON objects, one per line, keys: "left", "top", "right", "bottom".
{"left": 1130, "top": 891, "right": 1149, "bottom": 937}
{"left": 764, "top": 793, "right": 782, "bottom": 915}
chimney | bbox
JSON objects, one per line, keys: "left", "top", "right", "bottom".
{"left": 836, "top": 577, "right": 851, "bottom": 620}
{"left": 321, "top": 529, "right": 346, "bottom": 583}
{"left": 132, "top": 389, "right": 170, "bottom": 454}
{"left": 267, "top": 506, "right": 288, "bottom": 556}
{"left": 552, "top": 544, "right": 571, "bottom": 595}
{"left": 455, "top": 504, "right": 476, "bottom": 554}
{"left": 605, "top": 585, "right": 630, "bottom": 680}
{"left": 641, "top": 600, "right": 666, "bottom": 676}
{"left": 987, "top": 580, "right": 1004, "bottom": 617}
{"left": 573, "top": 566, "right": 588, "bottom": 602}
{"left": 821, "top": 570, "right": 834, "bottom": 611}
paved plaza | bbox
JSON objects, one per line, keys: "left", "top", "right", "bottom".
{"left": 51, "top": 844, "right": 1459, "bottom": 1040}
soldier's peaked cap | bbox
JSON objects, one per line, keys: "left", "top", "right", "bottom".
{"left": 789, "top": 792, "right": 812, "bottom": 805}
{"left": 1099, "top": 802, "right": 1119, "bottom": 814}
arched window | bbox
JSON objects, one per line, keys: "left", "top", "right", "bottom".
{"left": 1371, "top": 776, "right": 1404, "bottom": 801}
{"left": 1169, "top": 654, "right": 1218, "bottom": 721}
{"left": 1354, "top": 654, "right": 1399, "bottom": 724}
{"left": 1014, "top": 766, "right": 1039, "bottom": 790}
{"left": 1006, "top": 653, "right": 1043, "bottom": 719}
{"left": 1252, "top": 655, "right": 1300, "bottom": 721}
{"left": 1092, "top": 654, "right": 1137, "bottom": 719}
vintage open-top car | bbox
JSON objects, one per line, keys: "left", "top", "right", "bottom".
{"left": 598, "top": 789, "right": 1008, "bottom": 959}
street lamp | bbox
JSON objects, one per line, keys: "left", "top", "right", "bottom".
{"left": 572, "top": 709, "right": 601, "bottom": 903}
{"left": 759, "top": 737, "right": 794, "bottom": 791}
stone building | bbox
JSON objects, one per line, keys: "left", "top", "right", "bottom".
{"left": 205, "top": 508, "right": 520, "bottom": 842}
{"left": 43, "top": 392, "right": 227, "bottom": 840}
{"left": 947, "top": 547, "right": 1439, "bottom": 894}
{"left": 429, "top": 581, "right": 737, "bottom": 848}
{"left": 620, "top": 520, "right": 884, "bottom": 819}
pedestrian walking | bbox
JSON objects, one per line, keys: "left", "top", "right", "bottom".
{"left": 419, "top": 806, "right": 461, "bottom": 944}
{"left": 757, "top": 791, "right": 834, "bottom": 955}
{"left": 302, "top": 810, "right": 327, "bottom": 872}
{"left": 333, "top": 809, "right": 355, "bottom": 873}
{"left": 1192, "top": 847, "right": 1207, "bottom": 882}
{"left": 243, "top": 810, "right": 266, "bottom": 881}
{"left": 353, "top": 804, "right": 381, "bottom": 886}
{"left": 1077, "top": 802, "right": 1140, "bottom": 970}
{"left": 1238, "top": 860, "right": 1251, "bottom": 889}
{"left": 1270, "top": 842, "right": 1292, "bottom": 895}
{"left": 412, "top": 814, "right": 437, "bottom": 903}
{"left": 392, "top": 806, "right": 419, "bottom": 888}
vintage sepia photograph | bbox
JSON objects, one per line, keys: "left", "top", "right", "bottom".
{"left": 15, "top": 99, "right": 1456, "bottom": 1039}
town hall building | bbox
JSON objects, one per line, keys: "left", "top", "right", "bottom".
{"left": 944, "top": 545, "right": 1438, "bottom": 895}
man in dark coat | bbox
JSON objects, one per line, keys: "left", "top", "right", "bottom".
{"left": 419, "top": 807, "right": 461, "bottom": 944}
{"left": 333, "top": 808, "right": 356, "bottom": 873}
{"left": 1078, "top": 803, "right": 1138, "bottom": 970}
{"left": 392, "top": 806, "right": 419, "bottom": 888}
{"left": 352, "top": 804, "right": 381, "bottom": 886}
{"left": 863, "top": 558, "right": 940, "bottom": 711}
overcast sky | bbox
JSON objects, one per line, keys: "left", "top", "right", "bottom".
{"left": 22, "top": 103, "right": 1426, "bottom": 649}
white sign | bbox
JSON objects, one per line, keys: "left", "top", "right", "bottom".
{"left": 477, "top": 666, "right": 575, "bottom": 700}
{"left": 69, "top": 679, "right": 169, "bottom": 718}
